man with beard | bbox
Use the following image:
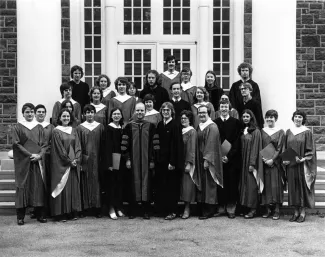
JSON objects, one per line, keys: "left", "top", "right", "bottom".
{"left": 140, "top": 70, "right": 170, "bottom": 111}
{"left": 229, "top": 63, "right": 261, "bottom": 111}
{"left": 214, "top": 100, "right": 242, "bottom": 219}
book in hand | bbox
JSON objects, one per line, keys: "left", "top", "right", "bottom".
{"left": 221, "top": 139, "right": 232, "bottom": 157}
{"left": 112, "top": 153, "right": 121, "bottom": 170}
{"left": 279, "top": 148, "right": 299, "bottom": 165}
{"left": 23, "top": 139, "right": 41, "bottom": 154}
{"left": 260, "top": 143, "right": 276, "bottom": 160}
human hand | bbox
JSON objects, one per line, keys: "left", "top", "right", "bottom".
{"left": 265, "top": 159, "right": 274, "bottom": 167}
{"left": 168, "top": 164, "right": 174, "bottom": 170}
{"left": 30, "top": 154, "right": 40, "bottom": 162}
{"left": 150, "top": 161, "right": 155, "bottom": 169}
{"left": 204, "top": 160, "right": 209, "bottom": 169}
{"left": 126, "top": 160, "right": 131, "bottom": 169}
{"left": 249, "top": 166, "right": 254, "bottom": 172}
{"left": 222, "top": 156, "right": 228, "bottom": 163}
{"left": 108, "top": 167, "right": 113, "bottom": 171}
{"left": 282, "top": 161, "right": 290, "bottom": 166}
{"left": 185, "top": 163, "right": 191, "bottom": 173}
{"left": 71, "top": 160, "right": 77, "bottom": 167}
{"left": 295, "top": 156, "right": 305, "bottom": 163}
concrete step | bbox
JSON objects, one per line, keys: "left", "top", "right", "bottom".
{"left": 0, "top": 202, "right": 15, "bottom": 215}
{"left": 0, "top": 171, "right": 14, "bottom": 179}
{"left": 0, "top": 179, "right": 15, "bottom": 190}
{"left": 0, "top": 190, "right": 15, "bottom": 202}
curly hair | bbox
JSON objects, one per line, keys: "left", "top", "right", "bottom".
{"left": 96, "top": 74, "right": 111, "bottom": 88}
{"left": 237, "top": 62, "right": 253, "bottom": 76}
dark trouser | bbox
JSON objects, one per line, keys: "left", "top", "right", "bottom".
{"left": 201, "top": 203, "right": 216, "bottom": 217}
{"left": 17, "top": 206, "right": 46, "bottom": 220}
{"left": 107, "top": 169, "right": 124, "bottom": 209}
{"left": 129, "top": 201, "right": 151, "bottom": 216}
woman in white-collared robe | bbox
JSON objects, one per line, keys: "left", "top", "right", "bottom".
{"left": 52, "top": 98, "right": 82, "bottom": 127}
{"left": 90, "top": 86, "right": 109, "bottom": 126}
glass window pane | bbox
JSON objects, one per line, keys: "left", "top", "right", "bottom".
{"left": 213, "top": 64, "right": 221, "bottom": 75}
{"left": 222, "top": 50, "right": 229, "bottom": 62}
{"left": 222, "top": 77, "right": 229, "bottom": 89}
{"left": 134, "top": 63, "right": 141, "bottom": 75}
{"left": 213, "top": 50, "right": 220, "bottom": 62}
{"left": 173, "top": 49, "right": 180, "bottom": 60}
{"left": 84, "top": 0, "right": 91, "bottom": 7}
{"left": 173, "top": 9, "right": 180, "bottom": 21}
{"left": 143, "top": 8, "right": 151, "bottom": 21}
{"left": 173, "top": 22, "right": 180, "bottom": 34}
{"left": 213, "top": 0, "right": 220, "bottom": 7}
{"left": 143, "top": 22, "right": 150, "bottom": 34}
{"left": 183, "top": 8, "right": 190, "bottom": 21}
{"left": 222, "top": 0, "right": 230, "bottom": 7}
{"left": 222, "top": 8, "right": 230, "bottom": 20}
{"left": 164, "top": 0, "right": 171, "bottom": 7}
{"left": 213, "top": 22, "right": 221, "bottom": 34}
{"left": 183, "top": 49, "right": 190, "bottom": 61}
{"left": 164, "top": 49, "right": 172, "bottom": 59}
{"left": 94, "top": 36, "right": 101, "bottom": 48}
{"left": 222, "top": 36, "right": 229, "bottom": 48}
{"left": 163, "top": 22, "right": 171, "bottom": 34}
{"left": 182, "top": 22, "right": 190, "bottom": 34}
{"left": 143, "top": 63, "right": 151, "bottom": 74}
{"left": 222, "top": 22, "right": 229, "bottom": 34}
{"left": 85, "top": 64, "right": 92, "bottom": 75}
{"left": 125, "top": 63, "right": 132, "bottom": 75}
{"left": 213, "top": 36, "right": 221, "bottom": 48}
{"left": 213, "top": 8, "right": 220, "bottom": 20}
{"left": 124, "top": 8, "right": 131, "bottom": 21}
{"left": 93, "top": 0, "right": 101, "bottom": 7}
{"left": 125, "top": 49, "right": 132, "bottom": 61}
{"left": 134, "top": 0, "right": 141, "bottom": 7}
{"left": 124, "top": 0, "right": 132, "bottom": 7}
{"left": 134, "top": 22, "right": 141, "bottom": 34}
{"left": 85, "top": 22, "right": 92, "bottom": 34}
{"left": 223, "top": 63, "right": 229, "bottom": 75}
{"left": 173, "top": 0, "right": 180, "bottom": 7}
{"left": 134, "top": 77, "right": 142, "bottom": 89}
{"left": 143, "top": 0, "right": 151, "bottom": 7}
{"left": 94, "top": 22, "right": 101, "bottom": 34}
{"left": 164, "top": 9, "right": 171, "bottom": 20}
{"left": 124, "top": 22, "right": 132, "bottom": 34}
{"left": 94, "top": 50, "right": 101, "bottom": 62}
{"left": 183, "top": 0, "right": 190, "bottom": 7}
{"left": 85, "top": 36, "right": 92, "bottom": 48}
{"left": 85, "top": 77, "right": 92, "bottom": 86}
{"left": 134, "top": 49, "right": 142, "bottom": 61}
{"left": 94, "top": 64, "right": 101, "bottom": 75}
{"left": 134, "top": 9, "right": 141, "bottom": 21}
{"left": 85, "top": 50, "right": 92, "bottom": 62}
{"left": 94, "top": 8, "right": 101, "bottom": 20}
{"left": 85, "top": 8, "right": 92, "bottom": 21}
{"left": 143, "top": 49, "right": 151, "bottom": 61}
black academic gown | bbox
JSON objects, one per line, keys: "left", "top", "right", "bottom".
{"left": 237, "top": 98, "right": 264, "bottom": 129}
{"left": 170, "top": 99, "right": 191, "bottom": 123}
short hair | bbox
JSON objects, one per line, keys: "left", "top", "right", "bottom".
{"left": 60, "top": 83, "right": 72, "bottom": 98}
{"left": 35, "top": 104, "right": 47, "bottom": 113}
{"left": 241, "top": 109, "right": 258, "bottom": 132}
{"left": 96, "top": 74, "right": 111, "bottom": 87}
{"left": 198, "top": 105, "right": 211, "bottom": 116}
{"left": 180, "top": 67, "right": 192, "bottom": 77}
{"left": 160, "top": 102, "right": 175, "bottom": 119}
{"left": 109, "top": 107, "right": 124, "bottom": 126}
{"left": 165, "top": 55, "right": 178, "bottom": 65}
{"left": 114, "top": 77, "right": 130, "bottom": 91}
{"left": 56, "top": 108, "right": 74, "bottom": 126}
{"left": 61, "top": 99, "right": 74, "bottom": 113}
{"left": 265, "top": 109, "right": 278, "bottom": 121}
{"left": 219, "top": 100, "right": 232, "bottom": 110}
{"left": 143, "top": 94, "right": 156, "bottom": 103}
{"left": 220, "top": 93, "right": 229, "bottom": 100}
{"left": 204, "top": 70, "right": 219, "bottom": 88}
{"left": 89, "top": 86, "right": 103, "bottom": 102}
{"left": 292, "top": 110, "right": 307, "bottom": 125}
{"left": 180, "top": 110, "right": 194, "bottom": 126}
{"left": 241, "top": 82, "right": 253, "bottom": 92}
{"left": 144, "top": 70, "right": 161, "bottom": 87}
{"left": 128, "top": 82, "right": 140, "bottom": 97}
{"left": 22, "top": 103, "right": 35, "bottom": 114}
{"left": 70, "top": 65, "right": 84, "bottom": 79}
{"left": 237, "top": 62, "right": 253, "bottom": 76}
{"left": 170, "top": 81, "right": 182, "bottom": 90}
{"left": 193, "top": 86, "right": 209, "bottom": 103}
{"left": 83, "top": 104, "right": 96, "bottom": 114}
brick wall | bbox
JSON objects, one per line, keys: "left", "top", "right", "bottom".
{"left": 0, "top": 0, "right": 17, "bottom": 151}
{"left": 244, "top": 0, "right": 252, "bottom": 64}
{"left": 296, "top": 0, "right": 325, "bottom": 150}
{"left": 61, "top": 0, "right": 70, "bottom": 83}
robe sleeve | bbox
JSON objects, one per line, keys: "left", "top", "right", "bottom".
{"left": 185, "top": 129, "right": 196, "bottom": 165}
{"left": 303, "top": 130, "right": 317, "bottom": 190}
{"left": 151, "top": 124, "right": 160, "bottom": 163}
{"left": 250, "top": 129, "right": 264, "bottom": 193}
{"left": 121, "top": 124, "right": 131, "bottom": 160}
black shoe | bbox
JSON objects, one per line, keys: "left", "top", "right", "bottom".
{"left": 262, "top": 209, "right": 271, "bottom": 218}
{"left": 17, "top": 219, "right": 24, "bottom": 226}
{"left": 143, "top": 213, "right": 150, "bottom": 220}
{"left": 289, "top": 214, "right": 299, "bottom": 222}
{"left": 228, "top": 213, "right": 236, "bottom": 219}
{"left": 213, "top": 212, "right": 226, "bottom": 217}
{"left": 199, "top": 213, "right": 213, "bottom": 220}
{"left": 96, "top": 214, "right": 102, "bottom": 218}
{"left": 297, "top": 215, "right": 306, "bottom": 223}
{"left": 37, "top": 217, "right": 47, "bottom": 223}
{"left": 128, "top": 214, "right": 135, "bottom": 219}
{"left": 30, "top": 213, "right": 36, "bottom": 219}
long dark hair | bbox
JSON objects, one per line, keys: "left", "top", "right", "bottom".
{"left": 56, "top": 108, "right": 74, "bottom": 126}
{"left": 241, "top": 109, "right": 258, "bottom": 133}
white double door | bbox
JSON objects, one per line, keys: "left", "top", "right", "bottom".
{"left": 117, "top": 43, "right": 197, "bottom": 90}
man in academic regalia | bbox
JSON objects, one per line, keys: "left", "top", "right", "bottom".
{"left": 121, "top": 103, "right": 159, "bottom": 219}
{"left": 229, "top": 62, "right": 261, "bottom": 111}
{"left": 214, "top": 100, "right": 242, "bottom": 219}
{"left": 196, "top": 105, "right": 223, "bottom": 219}
{"left": 169, "top": 82, "right": 191, "bottom": 122}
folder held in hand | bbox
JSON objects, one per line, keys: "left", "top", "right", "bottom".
{"left": 280, "top": 148, "right": 299, "bottom": 164}
{"left": 221, "top": 140, "right": 231, "bottom": 157}
{"left": 260, "top": 143, "right": 276, "bottom": 160}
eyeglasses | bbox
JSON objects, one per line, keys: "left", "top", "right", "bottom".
{"left": 240, "top": 87, "right": 248, "bottom": 91}
{"left": 181, "top": 117, "right": 188, "bottom": 120}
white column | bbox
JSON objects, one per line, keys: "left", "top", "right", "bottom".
{"left": 70, "top": 0, "right": 83, "bottom": 67}
{"left": 252, "top": 0, "right": 296, "bottom": 130}
{"left": 105, "top": 0, "right": 117, "bottom": 79}
{"left": 17, "top": 0, "right": 61, "bottom": 122}
{"left": 197, "top": 0, "right": 210, "bottom": 85}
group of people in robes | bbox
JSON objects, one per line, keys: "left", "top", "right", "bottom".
{"left": 12, "top": 61, "right": 317, "bottom": 225}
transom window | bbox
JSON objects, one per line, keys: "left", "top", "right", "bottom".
{"left": 213, "top": 0, "right": 230, "bottom": 89}
{"left": 163, "top": 0, "right": 190, "bottom": 35}
{"left": 124, "top": 0, "right": 151, "bottom": 35}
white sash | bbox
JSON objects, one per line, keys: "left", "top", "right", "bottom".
{"left": 18, "top": 120, "right": 39, "bottom": 130}
{"left": 81, "top": 121, "right": 100, "bottom": 131}
{"left": 51, "top": 167, "right": 70, "bottom": 198}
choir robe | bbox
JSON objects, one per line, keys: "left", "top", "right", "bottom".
{"left": 91, "top": 103, "right": 108, "bottom": 126}
{"left": 77, "top": 121, "right": 105, "bottom": 210}
{"left": 180, "top": 127, "right": 200, "bottom": 203}
{"left": 229, "top": 79, "right": 261, "bottom": 111}
{"left": 214, "top": 116, "right": 242, "bottom": 205}
{"left": 285, "top": 127, "right": 317, "bottom": 208}
{"left": 191, "top": 102, "right": 216, "bottom": 129}
{"left": 140, "top": 85, "right": 170, "bottom": 111}
{"left": 50, "top": 127, "right": 82, "bottom": 216}
{"left": 239, "top": 128, "right": 264, "bottom": 209}
{"left": 12, "top": 121, "right": 47, "bottom": 209}
{"left": 237, "top": 98, "right": 264, "bottom": 129}
{"left": 51, "top": 99, "right": 82, "bottom": 127}
{"left": 155, "top": 119, "right": 184, "bottom": 214}
{"left": 196, "top": 120, "right": 223, "bottom": 205}
{"left": 204, "top": 85, "right": 224, "bottom": 111}
{"left": 121, "top": 120, "right": 159, "bottom": 202}
{"left": 105, "top": 123, "right": 124, "bottom": 207}
{"left": 261, "top": 128, "right": 285, "bottom": 205}
{"left": 69, "top": 80, "right": 90, "bottom": 111}
{"left": 170, "top": 98, "right": 191, "bottom": 123}
{"left": 101, "top": 88, "right": 116, "bottom": 107}
{"left": 181, "top": 83, "right": 197, "bottom": 105}
{"left": 215, "top": 109, "right": 239, "bottom": 120}
{"left": 160, "top": 71, "right": 181, "bottom": 99}
{"left": 144, "top": 109, "right": 162, "bottom": 127}
{"left": 108, "top": 95, "right": 136, "bottom": 125}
